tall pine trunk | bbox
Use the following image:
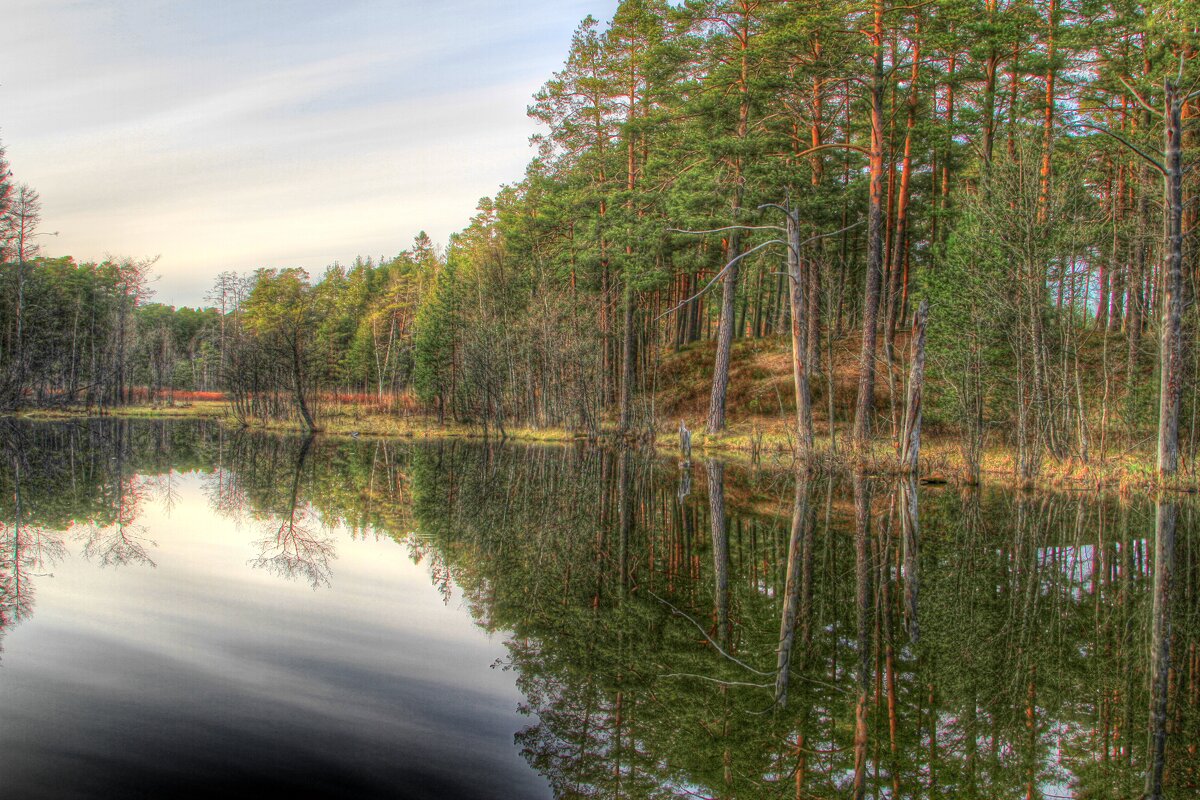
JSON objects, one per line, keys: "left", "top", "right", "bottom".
{"left": 707, "top": 27, "right": 751, "bottom": 434}
{"left": 852, "top": 0, "right": 886, "bottom": 444}
{"left": 1157, "top": 78, "right": 1185, "bottom": 477}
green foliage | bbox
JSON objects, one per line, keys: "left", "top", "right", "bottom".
{"left": 920, "top": 195, "right": 1012, "bottom": 428}
{"left": 413, "top": 261, "right": 458, "bottom": 414}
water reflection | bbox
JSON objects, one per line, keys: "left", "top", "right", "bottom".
{"left": 773, "top": 469, "right": 808, "bottom": 708}
{"left": 852, "top": 471, "right": 873, "bottom": 800}
{"left": 244, "top": 435, "right": 336, "bottom": 589}
{"left": 0, "top": 419, "right": 1197, "bottom": 798}
{"left": 1145, "top": 497, "right": 1176, "bottom": 800}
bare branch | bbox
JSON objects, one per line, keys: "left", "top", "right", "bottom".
{"left": 659, "top": 673, "right": 773, "bottom": 689}
{"left": 654, "top": 239, "right": 785, "bottom": 322}
{"left": 793, "top": 142, "right": 871, "bottom": 159}
{"left": 647, "top": 590, "right": 773, "bottom": 676}
{"left": 1067, "top": 122, "right": 1166, "bottom": 176}
{"left": 883, "top": 0, "right": 937, "bottom": 12}
{"left": 1118, "top": 76, "right": 1164, "bottom": 119}
{"left": 800, "top": 219, "right": 864, "bottom": 249}
{"left": 779, "top": 219, "right": 865, "bottom": 262}
{"left": 668, "top": 224, "right": 784, "bottom": 235}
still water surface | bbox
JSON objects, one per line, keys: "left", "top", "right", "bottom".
{"left": 0, "top": 419, "right": 1196, "bottom": 798}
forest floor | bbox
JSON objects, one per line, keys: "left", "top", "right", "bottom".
{"left": 651, "top": 332, "right": 1181, "bottom": 492}
{"left": 11, "top": 330, "right": 1185, "bottom": 493}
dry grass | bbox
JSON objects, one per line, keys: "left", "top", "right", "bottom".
{"left": 15, "top": 400, "right": 229, "bottom": 421}
{"left": 658, "top": 418, "right": 1192, "bottom": 494}
{"left": 656, "top": 332, "right": 903, "bottom": 423}
{"left": 18, "top": 399, "right": 1185, "bottom": 492}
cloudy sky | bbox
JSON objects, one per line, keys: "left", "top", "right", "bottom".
{"left": 0, "top": 0, "right": 616, "bottom": 305}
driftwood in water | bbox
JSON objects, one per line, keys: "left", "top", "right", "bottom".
{"left": 899, "top": 300, "right": 929, "bottom": 473}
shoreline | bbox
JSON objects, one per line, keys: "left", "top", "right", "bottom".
{"left": 8, "top": 402, "right": 1191, "bottom": 495}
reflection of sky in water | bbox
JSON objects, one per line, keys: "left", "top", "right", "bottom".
{"left": 0, "top": 472, "right": 549, "bottom": 800}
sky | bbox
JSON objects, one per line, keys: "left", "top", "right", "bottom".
{"left": 0, "top": 0, "right": 618, "bottom": 306}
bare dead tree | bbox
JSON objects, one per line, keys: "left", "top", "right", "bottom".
{"left": 663, "top": 212, "right": 859, "bottom": 456}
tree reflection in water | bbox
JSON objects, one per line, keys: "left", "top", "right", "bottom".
{"left": 402, "top": 444, "right": 1200, "bottom": 799}
{"left": 79, "top": 422, "right": 156, "bottom": 568}
{"left": 0, "top": 422, "right": 67, "bottom": 655}
{"left": 245, "top": 435, "right": 336, "bottom": 589}
{"left": 0, "top": 419, "right": 1198, "bottom": 797}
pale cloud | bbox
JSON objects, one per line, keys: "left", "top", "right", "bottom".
{"left": 0, "top": 0, "right": 617, "bottom": 304}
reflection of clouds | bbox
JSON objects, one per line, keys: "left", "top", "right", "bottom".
{"left": 249, "top": 507, "right": 336, "bottom": 590}
{"left": 79, "top": 523, "right": 158, "bottom": 569}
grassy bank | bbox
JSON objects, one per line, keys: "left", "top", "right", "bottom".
{"left": 10, "top": 401, "right": 588, "bottom": 445}
{"left": 9, "top": 399, "right": 1188, "bottom": 494}
{"left": 684, "top": 419, "right": 1184, "bottom": 494}
{"left": 13, "top": 400, "right": 230, "bottom": 421}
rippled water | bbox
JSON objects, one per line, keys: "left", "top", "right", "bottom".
{"left": 0, "top": 419, "right": 1196, "bottom": 798}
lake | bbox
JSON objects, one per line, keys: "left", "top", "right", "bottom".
{"left": 0, "top": 419, "right": 1195, "bottom": 799}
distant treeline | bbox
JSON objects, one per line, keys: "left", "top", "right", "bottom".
{"left": 3, "top": 0, "right": 1199, "bottom": 479}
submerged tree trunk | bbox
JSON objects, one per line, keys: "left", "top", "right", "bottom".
{"left": 617, "top": 449, "right": 633, "bottom": 591}
{"left": 899, "top": 474, "right": 919, "bottom": 642}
